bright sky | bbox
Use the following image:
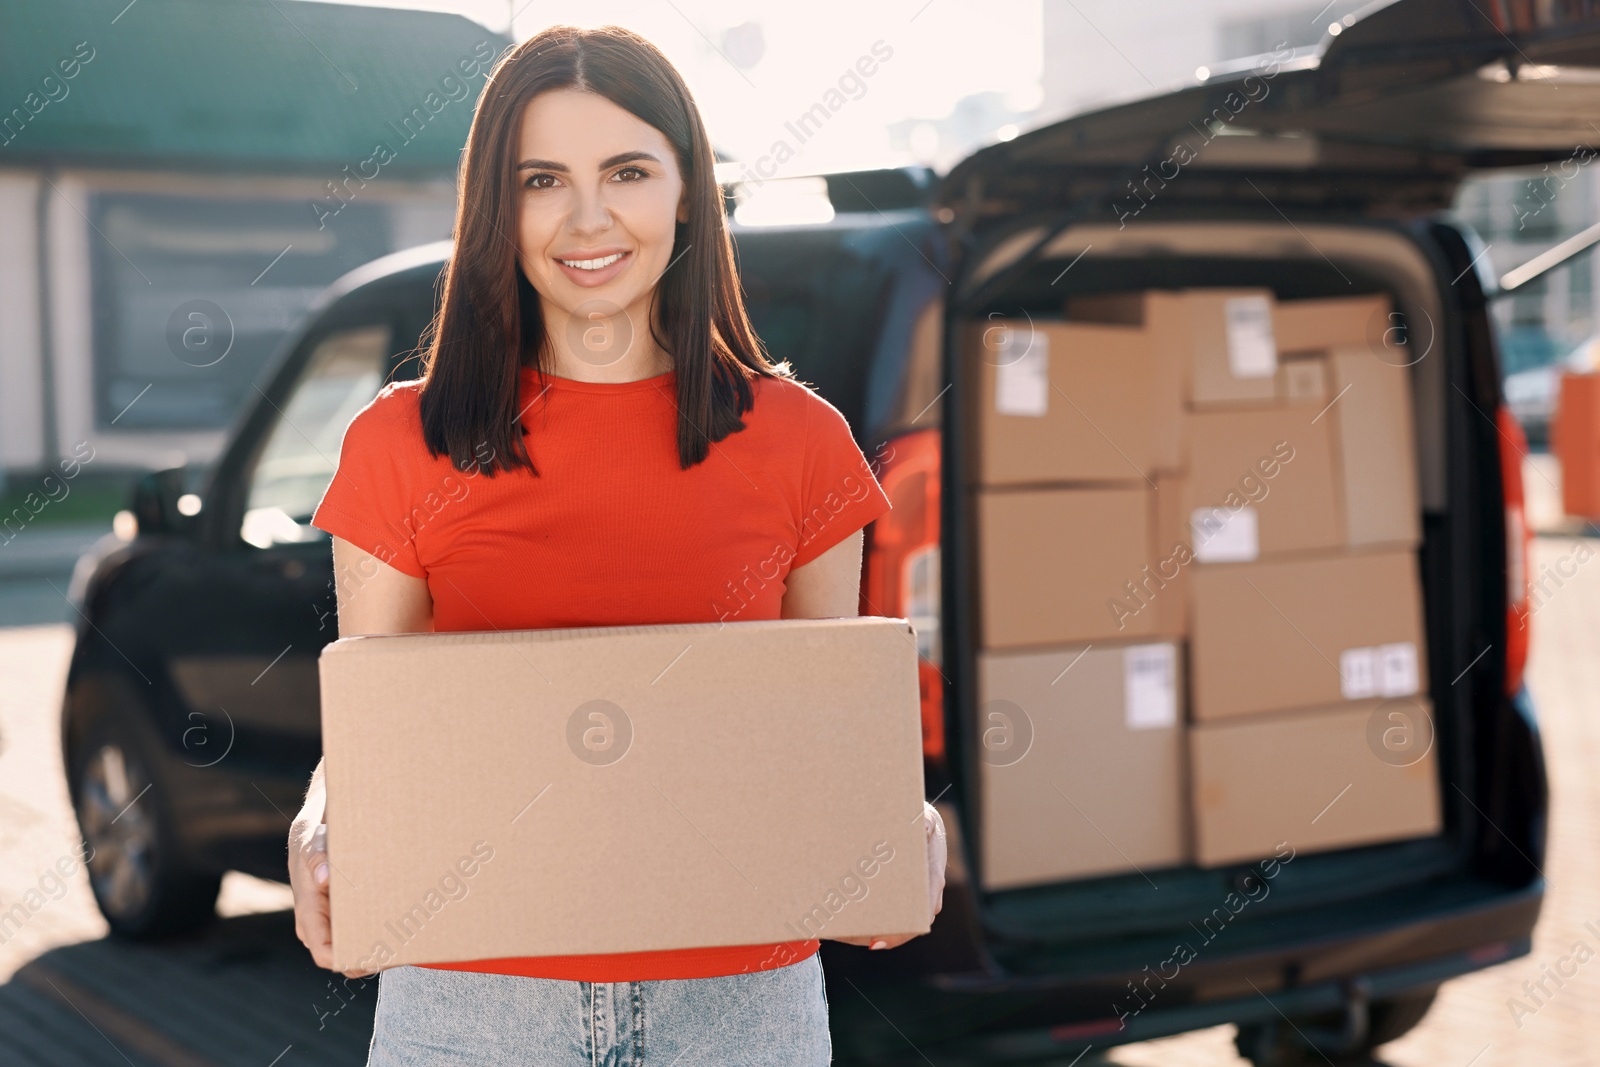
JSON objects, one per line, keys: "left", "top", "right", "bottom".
{"left": 309, "top": 0, "right": 1044, "bottom": 174}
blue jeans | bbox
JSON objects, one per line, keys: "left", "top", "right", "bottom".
{"left": 365, "top": 953, "right": 832, "bottom": 1065}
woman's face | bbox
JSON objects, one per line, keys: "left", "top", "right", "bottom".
{"left": 513, "top": 88, "right": 688, "bottom": 362}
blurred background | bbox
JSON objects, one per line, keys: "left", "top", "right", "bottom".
{"left": 1, "top": 1, "right": 1596, "bottom": 1065}
{"left": 2, "top": 0, "right": 1591, "bottom": 573}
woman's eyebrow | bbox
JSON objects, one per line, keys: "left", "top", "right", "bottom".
{"left": 601, "top": 151, "right": 662, "bottom": 167}
{"left": 515, "top": 151, "right": 662, "bottom": 172}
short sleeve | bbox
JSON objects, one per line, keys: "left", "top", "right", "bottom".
{"left": 310, "top": 388, "right": 428, "bottom": 578}
{"left": 792, "top": 387, "right": 893, "bottom": 568}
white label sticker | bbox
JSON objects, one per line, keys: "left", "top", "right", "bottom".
{"left": 1190, "top": 506, "right": 1259, "bottom": 563}
{"left": 1340, "top": 646, "right": 1379, "bottom": 699}
{"left": 1224, "top": 295, "right": 1278, "bottom": 379}
{"left": 993, "top": 329, "right": 1049, "bottom": 416}
{"left": 1378, "top": 642, "right": 1420, "bottom": 697}
{"left": 1124, "top": 644, "right": 1177, "bottom": 730}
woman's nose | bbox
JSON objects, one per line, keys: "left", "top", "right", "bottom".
{"left": 567, "top": 185, "right": 614, "bottom": 236}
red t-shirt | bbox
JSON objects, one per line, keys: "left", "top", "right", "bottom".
{"left": 310, "top": 364, "right": 893, "bottom": 981}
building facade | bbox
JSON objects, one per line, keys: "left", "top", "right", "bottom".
{"left": 0, "top": 0, "right": 509, "bottom": 484}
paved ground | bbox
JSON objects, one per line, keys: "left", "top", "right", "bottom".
{"left": 1108, "top": 528, "right": 1600, "bottom": 1067}
{"left": 0, "top": 507, "right": 1593, "bottom": 1064}
{"left": 0, "top": 618, "right": 377, "bottom": 1067}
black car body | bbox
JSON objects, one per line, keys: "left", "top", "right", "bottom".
{"left": 61, "top": 1, "right": 1600, "bottom": 1062}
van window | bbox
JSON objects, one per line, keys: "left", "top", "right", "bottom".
{"left": 240, "top": 324, "right": 390, "bottom": 548}
{"left": 737, "top": 238, "right": 894, "bottom": 406}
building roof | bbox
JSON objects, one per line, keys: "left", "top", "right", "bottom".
{"left": 0, "top": 0, "right": 511, "bottom": 174}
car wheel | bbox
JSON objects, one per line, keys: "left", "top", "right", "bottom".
{"left": 1362, "top": 984, "right": 1440, "bottom": 1047}
{"left": 1234, "top": 985, "right": 1439, "bottom": 1066}
{"left": 71, "top": 712, "right": 221, "bottom": 939}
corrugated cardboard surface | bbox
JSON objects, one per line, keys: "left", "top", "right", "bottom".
{"left": 318, "top": 617, "right": 930, "bottom": 970}
{"left": 1184, "top": 406, "right": 1343, "bottom": 559}
{"left": 966, "top": 320, "right": 1167, "bottom": 484}
{"left": 1272, "top": 294, "right": 1391, "bottom": 354}
{"left": 1153, "top": 472, "right": 1190, "bottom": 638}
{"left": 1190, "top": 550, "right": 1427, "bottom": 721}
{"left": 977, "top": 642, "right": 1187, "bottom": 888}
{"left": 1327, "top": 346, "right": 1421, "bottom": 547}
{"left": 976, "top": 485, "right": 1162, "bottom": 648}
{"left": 1189, "top": 698, "right": 1441, "bottom": 867}
{"left": 1061, "top": 294, "right": 1188, "bottom": 471}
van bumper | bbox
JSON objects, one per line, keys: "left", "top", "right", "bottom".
{"left": 827, "top": 877, "right": 1542, "bottom": 1061}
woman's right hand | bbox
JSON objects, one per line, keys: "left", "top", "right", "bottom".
{"left": 290, "top": 815, "right": 375, "bottom": 978}
{"left": 294, "top": 541, "right": 431, "bottom": 979}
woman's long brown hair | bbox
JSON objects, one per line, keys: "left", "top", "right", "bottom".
{"left": 418, "top": 24, "right": 786, "bottom": 475}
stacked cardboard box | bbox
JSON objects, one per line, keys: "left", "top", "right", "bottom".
{"left": 1177, "top": 292, "right": 1437, "bottom": 866}
{"left": 970, "top": 289, "right": 1441, "bottom": 884}
{"left": 966, "top": 317, "right": 1188, "bottom": 889}
{"left": 966, "top": 317, "right": 1188, "bottom": 647}
{"left": 977, "top": 642, "right": 1185, "bottom": 888}
{"left": 1189, "top": 697, "right": 1441, "bottom": 866}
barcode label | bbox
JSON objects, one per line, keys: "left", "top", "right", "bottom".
{"left": 1124, "top": 644, "right": 1177, "bottom": 730}
{"left": 1340, "top": 646, "right": 1379, "bottom": 699}
{"left": 994, "top": 329, "right": 1049, "bottom": 416}
{"left": 1341, "top": 643, "right": 1420, "bottom": 699}
{"left": 1191, "top": 506, "right": 1259, "bottom": 562}
{"left": 1224, "top": 295, "right": 1277, "bottom": 379}
{"left": 1378, "top": 642, "right": 1420, "bottom": 697}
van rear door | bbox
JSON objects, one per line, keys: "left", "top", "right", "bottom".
{"left": 939, "top": 0, "right": 1600, "bottom": 228}
{"left": 929, "top": 0, "right": 1597, "bottom": 947}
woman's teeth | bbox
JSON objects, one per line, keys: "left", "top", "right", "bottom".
{"left": 559, "top": 252, "right": 625, "bottom": 270}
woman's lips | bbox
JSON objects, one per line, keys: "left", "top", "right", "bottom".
{"left": 554, "top": 249, "right": 632, "bottom": 288}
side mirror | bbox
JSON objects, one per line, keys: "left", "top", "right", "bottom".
{"left": 130, "top": 466, "right": 195, "bottom": 538}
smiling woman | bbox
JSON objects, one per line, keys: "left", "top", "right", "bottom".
{"left": 413, "top": 23, "right": 778, "bottom": 476}
{"left": 511, "top": 89, "right": 687, "bottom": 368}
{"left": 286, "top": 21, "right": 944, "bottom": 1067}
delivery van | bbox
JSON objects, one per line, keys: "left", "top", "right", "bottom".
{"left": 61, "top": 1, "right": 1600, "bottom": 1062}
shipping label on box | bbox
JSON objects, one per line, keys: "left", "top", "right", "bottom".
{"left": 994, "top": 328, "right": 1049, "bottom": 416}
{"left": 1124, "top": 643, "right": 1179, "bottom": 730}
{"left": 1337, "top": 641, "right": 1420, "bottom": 700}
{"left": 1190, "top": 505, "right": 1260, "bottom": 563}
{"left": 1223, "top": 294, "right": 1278, "bottom": 379}
{"left": 1279, "top": 356, "right": 1328, "bottom": 405}
{"left": 318, "top": 617, "right": 930, "bottom": 971}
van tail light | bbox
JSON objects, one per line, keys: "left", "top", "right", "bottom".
{"left": 1499, "top": 404, "right": 1532, "bottom": 694}
{"left": 860, "top": 429, "right": 944, "bottom": 763}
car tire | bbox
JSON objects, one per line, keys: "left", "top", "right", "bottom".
{"left": 70, "top": 708, "right": 222, "bottom": 939}
{"left": 1234, "top": 984, "right": 1439, "bottom": 1065}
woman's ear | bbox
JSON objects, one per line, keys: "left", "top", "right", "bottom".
{"left": 676, "top": 188, "right": 689, "bottom": 225}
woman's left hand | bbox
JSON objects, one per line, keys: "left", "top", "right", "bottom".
{"left": 834, "top": 801, "right": 947, "bottom": 951}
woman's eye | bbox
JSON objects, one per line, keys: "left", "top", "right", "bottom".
{"left": 613, "top": 166, "right": 648, "bottom": 182}
{"left": 523, "top": 173, "right": 557, "bottom": 190}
